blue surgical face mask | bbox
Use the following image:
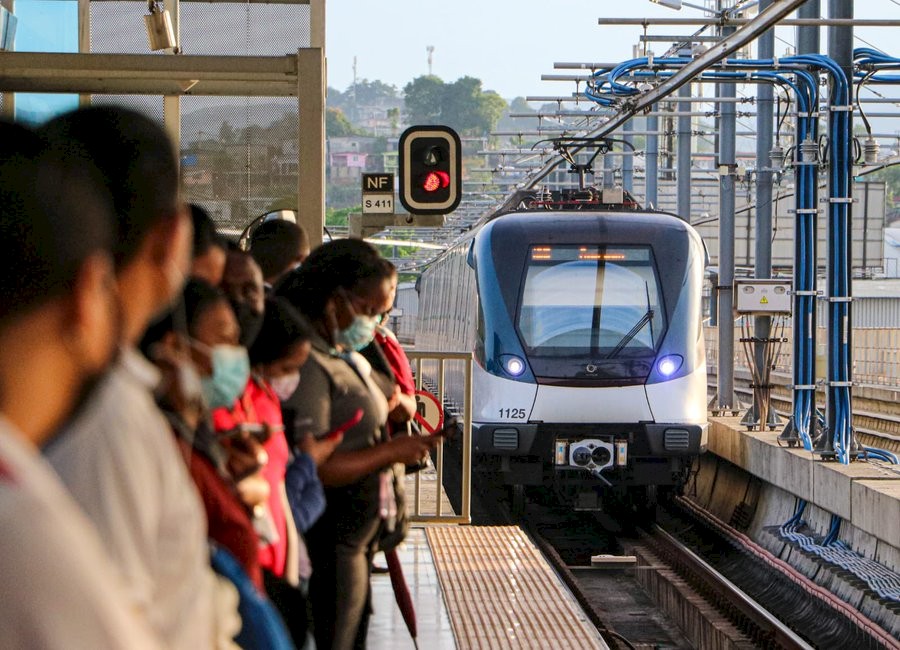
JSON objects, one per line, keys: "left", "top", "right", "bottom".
{"left": 336, "top": 314, "right": 378, "bottom": 352}
{"left": 200, "top": 344, "right": 251, "bottom": 409}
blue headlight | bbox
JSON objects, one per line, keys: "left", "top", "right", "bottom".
{"left": 657, "top": 354, "right": 684, "bottom": 377}
{"left": 500, "top": 354, "right": 526, "bottom": 377}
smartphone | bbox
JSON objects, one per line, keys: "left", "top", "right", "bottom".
{"left": 320, "top": 408, "right": 364, "bottom": 440}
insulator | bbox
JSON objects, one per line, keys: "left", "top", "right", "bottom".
{"left": 799, "top": 137, "right": 818, "bottom": 164}
{"left": 863, "top": 136, "right": 880, "bottom": 166}
{"left": 769, "top": 143, "right": 786, "bottom": 170}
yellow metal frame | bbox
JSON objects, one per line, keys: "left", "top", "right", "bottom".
{"left": 407, "top": 350, "right": 472, "bottom": 524}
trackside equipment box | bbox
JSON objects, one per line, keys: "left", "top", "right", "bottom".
{"left": 734, "top": 279, "right": 792, "bottom": 315}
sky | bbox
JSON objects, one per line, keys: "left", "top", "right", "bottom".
{"left": 326, "top": 1, "right": 900, "bottom": 99}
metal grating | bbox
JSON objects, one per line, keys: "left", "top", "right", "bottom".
{"left": 90, "top": 1, "right": 310, "bottom": 55}
{"left": 180, "top": 96, "right": 298, "bottom": 231}
{"left": 90, "top": 2, "right": 164, "bottom": 54}
{"left": 88, "top": 2, "right": 308, "bottom": 235}
{"left": 180, "top": 4, "right": 311, "bottom": 55}
{"left": 426, "top": 526, "right": 608, "bottom": 650}
{"left": 664, "top": 428, "right": 691, "bottom": 451}
{"left": 493, "top": 428, "right": 519, "bottom": 450}
{"left": 90, "top": 95, "right": 164, "bottom": 123}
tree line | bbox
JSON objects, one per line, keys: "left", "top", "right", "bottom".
{"left": 327, "top": 75, "right": 508, "bottom": 138}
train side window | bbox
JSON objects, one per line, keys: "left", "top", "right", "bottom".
{"left": 474, "top": 296, "right": 486, "bottom": 364}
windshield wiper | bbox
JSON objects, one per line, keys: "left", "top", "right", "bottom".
{"left": 606, "top": 282, "right": 654, "bottom": 360}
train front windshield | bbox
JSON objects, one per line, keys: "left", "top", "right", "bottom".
{"left": 518, "top": 245, "right": 665, "bottom": 358}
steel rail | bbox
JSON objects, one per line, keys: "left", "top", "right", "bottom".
{"left": 647, "top": 524, "right": 815, "bottom": 650}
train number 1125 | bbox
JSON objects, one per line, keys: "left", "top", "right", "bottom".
{"left": 499, "top": 408, "right": 526, "bottom": 419}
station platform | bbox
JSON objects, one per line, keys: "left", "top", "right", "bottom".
{"left": 693, "top": 417, "right": 900, "bottom": 637}
{"left": 706, "top": 416, "right": 900, "bottom": 551}
{"left": 368, "top": 526, "right": 609, "bottom": 650}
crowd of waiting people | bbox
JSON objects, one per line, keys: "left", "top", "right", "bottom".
{"left": 0, "top": 107, "right": 439, "bottom": 650}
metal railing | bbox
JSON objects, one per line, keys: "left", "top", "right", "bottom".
{"left": 406, "top": 350, "right": 473, "bottom": 524}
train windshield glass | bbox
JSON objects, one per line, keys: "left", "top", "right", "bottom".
{"left": 518, "top": 245, "right": 664, "bottom": 357}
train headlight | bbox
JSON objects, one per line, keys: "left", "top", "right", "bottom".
{"left": 500, "top": 354, "right": 526, "bottom": 377}
{"left": 657, "top": 354, "right": 684, "bottom": 377}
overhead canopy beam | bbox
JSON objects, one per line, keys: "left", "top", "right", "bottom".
{"left": 0, "top": 52, "right": 299, "bottom": 96}
{"left": 91, "top": 0, "right": 310, "bottom": 3}
{"left": 520, "top": 0, "right": 809, "bottom": 190}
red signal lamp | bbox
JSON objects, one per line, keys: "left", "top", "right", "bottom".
{"left": 421, "top": 170, "right": 450, "bottom": 192}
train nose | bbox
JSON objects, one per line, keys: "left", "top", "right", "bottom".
{"left": 529, "top": 383, "right": 654, "bottom": 423}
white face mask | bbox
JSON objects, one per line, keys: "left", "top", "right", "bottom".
{"left": 269, "top": 371, "right": 301, "bottom": 401}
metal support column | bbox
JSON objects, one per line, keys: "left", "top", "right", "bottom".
{"left": 646, "top": 110, "right": 659, "bottom": 208}
{"left": 603, "top": 148, "right": 615, "bottom": 188}
{"left": 2, "top": 0, "right": 15, "bottom": 119}
{"left": 162, "top": 0, "right": 181, "bottom": 155}
{"left": 751, "top": 0, "right": 775, "bottom": 427}
{"left": 717, "top": 29, "right": 737, "bottom": 411}
{"left": 622, "top": 119, "right": 634, "bottom": 193}
{"left": 676, "top": 84, "right": 692, "bottom": 222}
{"left": 78, "top": 0, "right": 90, "bottom": 107}
{"left": 297, "top": 47, "right": 326, "bottom": 249}
{"left": 826, "top": 0, "right": 854, "bottom": 459}
{"left": 797, "top": 0, "right": 820, "bottom": 54}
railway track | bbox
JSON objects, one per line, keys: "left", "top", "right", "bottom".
{"left": 466, "top": 471, "right": 899, "bottom": 649}
{"left": 438, "top": 392, "right": 900, "bottom": 649}
{"left": 712, "top": 374, "right": 900, "bottom": 453}
{"left": 525, "top": 496, "right": 899, "bottom": 649}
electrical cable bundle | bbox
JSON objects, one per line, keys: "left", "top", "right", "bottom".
{"left": 780, "top": 500, "right": 900, "bottom": 602}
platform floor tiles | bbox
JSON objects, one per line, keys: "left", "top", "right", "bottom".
{"left": 368, "top": 526, "right": 609, "bottom": 649}
{"left": 368, "top": 528, "right": 456, "bottom": 649}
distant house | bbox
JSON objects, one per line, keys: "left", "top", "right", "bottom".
{"left": 329, "top": 151, "right": 369, "bottom": 184}
{"left": 329, "top": 136, "right": 379, "bottom": 154}
{"left": 382, "top": 151, "right": 398, "bottom": 175}
{"left": 273, "top": 139, "right": 299, "bottom": 176}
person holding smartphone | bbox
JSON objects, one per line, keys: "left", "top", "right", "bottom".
{"left": 276, "top": 239, "right": 439, "bottom": 650}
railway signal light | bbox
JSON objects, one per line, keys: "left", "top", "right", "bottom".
{"left": 399, "top": 125, "right": 461, "bottom": 215}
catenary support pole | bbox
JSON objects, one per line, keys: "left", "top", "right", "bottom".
{"left": 826, "top": 0, "right": 854, "bottom": 457}
{"left": 646, "top": 110, "right": 659, "bottom": 207}
{"left": 677, "top": 84, "right": 693, "bottom": 222}
{"left": 717, "top": 24, "right": 737, "bottom": 411}
{"left": 623, "top": 119, "right": 634, "bottom": 193}
{"left": 753, "top": 0, "right": 775, "bottom": 427}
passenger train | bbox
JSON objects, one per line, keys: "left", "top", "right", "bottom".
{"left": 416, "top": 189, "right": 708, "bottom": 512}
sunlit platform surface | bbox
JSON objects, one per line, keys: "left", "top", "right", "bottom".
{"left": 369, "top": 528, "right": 456, "bottom": 649}
{"left": 367, "top": 526, "right": 609, "bottom": 650}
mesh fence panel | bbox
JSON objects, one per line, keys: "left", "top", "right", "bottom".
{"left": 180, "top": 3, "right": 311, "bottom": 54}
{"left": 181, "top": 97, "right": 298, "bottom": 231}
{"left": 90, "top": 2, "right": 163, "bottom": 54}
{"left": 90, "top": 95, "right": 165, "bottom": 123}
{"left": 89, "top": 1, "right": 309, "bottom": 233}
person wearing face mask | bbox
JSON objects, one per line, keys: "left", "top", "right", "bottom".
{"left": 144, "top": 280, "right": 305, "bottom": 650}
{"left": 276, "top": 239, "right": 441, "bottom": 650}
{"left": 141, "top": 280, "right": 262, "bottom": 591}
{"left": 246, "top": 298, "right": 342, "bottom": 646}
{"left": 40, "top": 108, "right": 225, "bottom": 650}
{"left": 0, "top": 121, "right": 163, "bottom": 649}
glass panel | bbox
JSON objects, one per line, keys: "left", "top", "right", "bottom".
{"left": 518, "top": 245, "right": 664, "bottom": 358}
{"left": 14, "top": 0, "right": 78, "bottom": 123}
